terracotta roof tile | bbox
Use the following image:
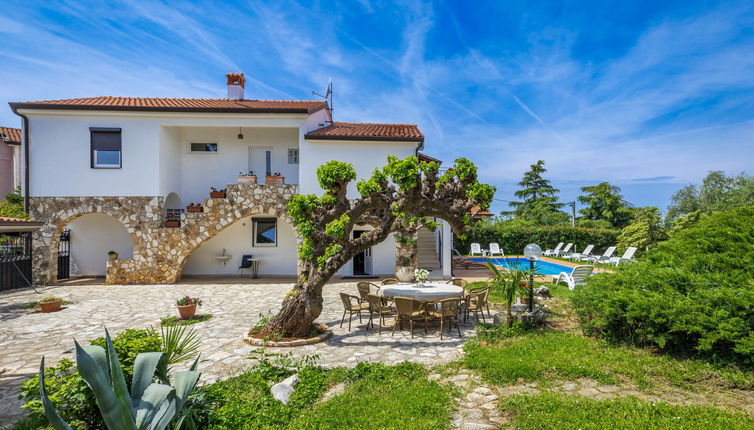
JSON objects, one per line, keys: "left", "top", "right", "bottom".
{"left": 0, "top": 216, "right": 34, "bottom": 222}
{"left": 10, "top": 96, "right": 327, "bottom": 114}
{"left": 0, "top": 126, "right": 21, "bottom": 145}
{"left": 470, "top": 206, "right": 494, "bottom": 217}
{"left": 305, "top": 121, "right": 423, "bottom": 142}
{"left": 418, "top": 152, "right": 442, "bottom": 164}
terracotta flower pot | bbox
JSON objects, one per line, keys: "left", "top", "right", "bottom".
{"left": 237, "top": 175, "right": 258, "bottom": 184}
{"left": 177, "top": 304, "right": 197, "bottom": 320}
{"left": 209, "top": 191, "right": 226, "bottom": 198}
{"left": 186, "top": 206, "right": 203, "bottom": 213}
{"left": 165, "top": 220, "right": 181, "bottom": 228}
{"left": 265, "top": 176, "right": 285, "bottom": 185}
{"left": 40, "top": 300, "right": 61, "bottom": 313}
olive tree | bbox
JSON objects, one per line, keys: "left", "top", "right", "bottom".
{"left": 259, "top": 155, "right": 495, "bottom": 337}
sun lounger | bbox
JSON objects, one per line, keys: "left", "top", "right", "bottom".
{"left": 552, "top": 265, "right": 594, "bottom": 290}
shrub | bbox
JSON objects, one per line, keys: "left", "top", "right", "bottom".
{"left": 457, "top": 221, "right": 618, "bottom": 255}
{"left": 573, "top": 207, "right": 754, "bottom": 365}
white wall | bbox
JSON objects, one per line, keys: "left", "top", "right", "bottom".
{"left": 171, "top": 127, "right": 299, "bottom": 205}
{"left": 67, "top": 213, "right": 134, "bottom": 276}
{"left": 183, "top": 215, "right": 297, "bottom": 275}
{"left": 299, "top": 139, "right": 418, "bottom": 196}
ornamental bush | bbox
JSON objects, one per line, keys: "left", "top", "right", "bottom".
{"left": 572, "top": 207, "right": 754, "bottom": 365}
{"left": 456, "top": 221, "right": 619, "bottom": 255}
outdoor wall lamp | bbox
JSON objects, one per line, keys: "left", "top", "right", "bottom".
{"left": 238, "top": 127, "right": 244, "bottom": 140}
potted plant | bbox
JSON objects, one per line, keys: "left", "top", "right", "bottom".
{"left": 164, "top": 213, "right": 181, "bottom": 228}
{"left": 39, "top": 297, "right": 62, "bottom": 313}
{"left": 237, "top": 171, "right": 258, "bottom": 184}
{"left": 209, "top": 187, "right": 226, "bottom": 198}
{"left": 107, "top": 250, "right": 118, "bottom": 260}
{"left": 265, "top": 172, "right": 285, "bottom": 185}
{"left": 176, "top": 296, "right": 203, "bottom": 320}
{"left": 414, "top": 268, "right": 429, "bottom": 285}
{"left": 395, "top": 255, "right": 414, "bottom": 282}
{"left": 487, "top": 261, "right": 533, "bottom": 326}
{"left": 186, "top": 203, "right": 203, "bottom": 213}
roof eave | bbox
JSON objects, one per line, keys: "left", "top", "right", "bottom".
{"left": 8, "top": 102, "right": 325, "bottom": 115}
{"left": 304, "top": 134, "right": 424, "bottom": 143}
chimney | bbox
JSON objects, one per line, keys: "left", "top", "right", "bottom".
{"left": 226, "top": 73, "right": 245, "bottom": 100}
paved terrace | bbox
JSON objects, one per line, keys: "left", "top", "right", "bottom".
{"left": 0, "top": 278, "right": 483, "bottom": 423}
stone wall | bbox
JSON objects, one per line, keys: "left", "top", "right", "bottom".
{"left": 30, "top": 184, "right": 297, "bottom": 285}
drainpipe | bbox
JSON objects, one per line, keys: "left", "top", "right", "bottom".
{"left": 10, "top": 106, "right": 30, "bottom": 213}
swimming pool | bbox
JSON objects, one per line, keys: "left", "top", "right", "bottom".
{"left": 469, "top": 257, "right": 573, "bottom": 276}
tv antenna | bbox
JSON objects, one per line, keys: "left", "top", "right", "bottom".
{"left": 312, "top": 78, "right": 333, "bottom": 122}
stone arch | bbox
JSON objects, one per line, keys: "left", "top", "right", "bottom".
{"left": 164, "top": 192, "right": 182, "bottom": 218}
{"left": 66, "top": 213, "right": 135, "bottom": 276}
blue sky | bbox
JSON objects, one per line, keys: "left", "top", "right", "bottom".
{"left": 1, "top": 0, "right": 753, "bottom": 214}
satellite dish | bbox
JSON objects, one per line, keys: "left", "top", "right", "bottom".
{"left": 312, "top": 78, "right": 334, "bottom": 121}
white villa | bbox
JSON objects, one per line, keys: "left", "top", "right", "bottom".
{"left": 9, "top": 73, "right": 451, "bottom": 284}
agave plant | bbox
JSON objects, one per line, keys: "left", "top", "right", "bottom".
{"left": 40, "top": 329, "right": 200, "bottom": 430}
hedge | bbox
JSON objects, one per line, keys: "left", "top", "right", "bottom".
{"left": 455, "top": 223, "right": 619, "bottom": 256}
{"left": 572, "top": 206, "right": 754, "bottom": 365}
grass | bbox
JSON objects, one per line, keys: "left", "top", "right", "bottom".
{"left": 201, "top": 362, "right": 451, "bottom": 430}
{"left": 160, "top": 314, "right": 213, "bottom": 326}
{"left": 502, "top": 392, "right": 754, "bottom": 429}
{"left": 463, "top": 330, "right": 754, "bottom": 390}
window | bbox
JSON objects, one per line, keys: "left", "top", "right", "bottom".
{"left": 90, "top": 128, "right": 122, "bottom": 168}
{"left": 190, "top": 143, "right": 218, "bottom": 153}
{"left": 288, "top": 148, "right": 299, "bottom": 164}
{"left": 253, "top": 218, "right": 277, "bottom": 246}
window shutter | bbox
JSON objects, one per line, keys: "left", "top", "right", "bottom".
{"left": 90, "top": 128, "right": 122, "bottom": 167}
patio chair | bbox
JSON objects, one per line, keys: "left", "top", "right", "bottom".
{"left": 543, "top": 243, "right": 564, "bottom": 257}
{"left": 585, "top": 246, "right": 616, "bottom": 263}
{"left": 366, "top": 293, "right": 395, "bottom": 334}
{"left": 469, "top": 243, "right": 483, "bottom": 256}
{"left": 608, "top": 247, "right": 637, "bottom": 266}
{"left": 446, "top": 278, "right": 468, "bottom": 288}
{"left": 555, "top": 243, "right": 573, "bottom": 257}
{"left": 461, "top": 287, "right": 490, "bottom": 323}
{"left": 566, "top": 245, "right": 593, "bottom": 260}
{"left": 339, "top": 292, "right": 369, "bottom": 331}
{"left": 391, "top": 297, "right": 426, "bottom": 338}
{"left": 552, "top": 265, "right": 594, "bottom": 290}
{"left": 489, "top": 243, "right": 504, "bottom": 257}
{"left": 237, "top": 254, "right": 254, "bottom": 275}
{"left": 425, "top": 298, "right": 462, "bottom": 340}
{"left": 381, "top": 278, "right": 399, "bottom": 285}
{"left": 356, "top": 281, "right": 381, "bottom": 302}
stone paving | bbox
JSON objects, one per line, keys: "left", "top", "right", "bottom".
{"left": 0, "top": 280, "right": 478, "bottom": 423}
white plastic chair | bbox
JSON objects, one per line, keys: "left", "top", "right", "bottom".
{"left": 543, "top": 243, "right": 564, "bottom": 257}
{"left": 488, "top": 243, "right": 503, "bottom": 257}
{"left": 585, "top": 246, "right": 616, "bottom": 263}
{"left": 469, "top": 243, "right": 482, "bottom": 256}
{"left": 567, "top": 244, "right": 594, "bottom": 260}
{"left": 555, "top": 243, "right": 573, "bottom": 257}
{"left": 552, "top": 265, "right": 595, "bottom": 290}
{"left": 609, "top": 247, "right": 637, "bottom": 266}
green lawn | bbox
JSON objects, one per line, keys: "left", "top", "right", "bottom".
{"left": 464, "top": 330, "right": 753, "bottom": 390}
{"left": 502, "top": 392, "right": 754, "bottom": 429}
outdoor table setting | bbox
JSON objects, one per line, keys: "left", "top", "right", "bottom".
{"left": 379, "top": 282, "right": 463, "bottom": 302}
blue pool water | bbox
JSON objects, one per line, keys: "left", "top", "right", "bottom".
{"left": 470, "top": 257, "right": 572, "bottom": 276}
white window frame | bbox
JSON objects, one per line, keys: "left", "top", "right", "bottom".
{"left": 93, "top": 150, "right": 122, "bottom": 169}
{"left": 288, "top": 148, "right": 299, "bottom": 164}
{"left": 252, "top": 218, "right": 277, "bottom": 247}
{"left": 187, "top": 141, "right": 219, "bottom": 154}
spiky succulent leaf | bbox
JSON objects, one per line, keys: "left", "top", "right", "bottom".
{"left": 172, "top": 370, "right": 201, "bottom": 414}
{"left": 133, "top": 383, "right": 174, "bottom": 430}
{"left": 39, "top": 358, "right": 73, "bottom": 430}
{"left": 131, "top": 352, "right": 165, "bottom": 408}
{"left": 104, "top": 330, "right": 134, "bottom": 425}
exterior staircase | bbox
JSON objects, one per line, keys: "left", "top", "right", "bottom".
{"left": 416, "top": 228, "right": 441, "bottom": 274}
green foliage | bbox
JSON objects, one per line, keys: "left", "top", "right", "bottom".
{"left": 463, "top": 330, "right": 754, "bottom": 389}
{"left": 160, "top": 314, "right": 213, "bottom": 326}
{"left": 668, "top": 210, "right": 705, "bottom": 236}
{"left": 577, "top": 182, "right": 633, "bottom": 228}
{"left": 315, "top": 161, "right": 356, "bottom": 190}
{"left": 355, "top": 168, "right": 388, "bottom": 197}
{"left": 617, "top": 206, "right": 668, "bottom": 252}
{"left": 508, "top": 160, "right": 564, "bottom": 221}
{"left": 0, "top": 187, "right": 27, "bottom": 219}
{"left": 666, "top": 170, "right": 754, "bottom": 225}
{"left": 466, "top": 183, "right": 495, "bottom": 210}
{"left": 317, "top": 243, "right": 342, "bottom": 268}
{"left": 573, "top": 207, "right": 754, "bottom": 364}
{"left": 383, "top": 155, "right": 420, "bottom": 189}
{"left": 486, "top": 261, "right": 532, "bottom": 326}
{"left": 502, "top": 392, "right": 754, "bottom": 430}
{"left": 325, "top": 213, "right": 350, "bottom": 239}
{"left": 291, "top": 362, "right": 452, "bottom": 430}
{"left": 456, "top": 218, "right": 619, "bottom": 256}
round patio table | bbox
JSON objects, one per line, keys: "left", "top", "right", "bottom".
{"left": 380, "top": 282, "right": 463, "bottom": 302}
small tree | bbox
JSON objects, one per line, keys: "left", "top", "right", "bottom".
{"left": 487, "top": 261, "right": 532, "bottom": 327}
{"left": 577, "top": 182, "right": 633, "bottom": 229}
{"left": 507, "top": 160, "right": 565, "bottom": 224}
{"left": 617, "top": 207, "right": 667, "bottom": 252}
{"left": 260, "top": 156, "right": 494, "bottom": 337}
{"left": 0, "top": 186, "right": 27, "bottom": 219}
